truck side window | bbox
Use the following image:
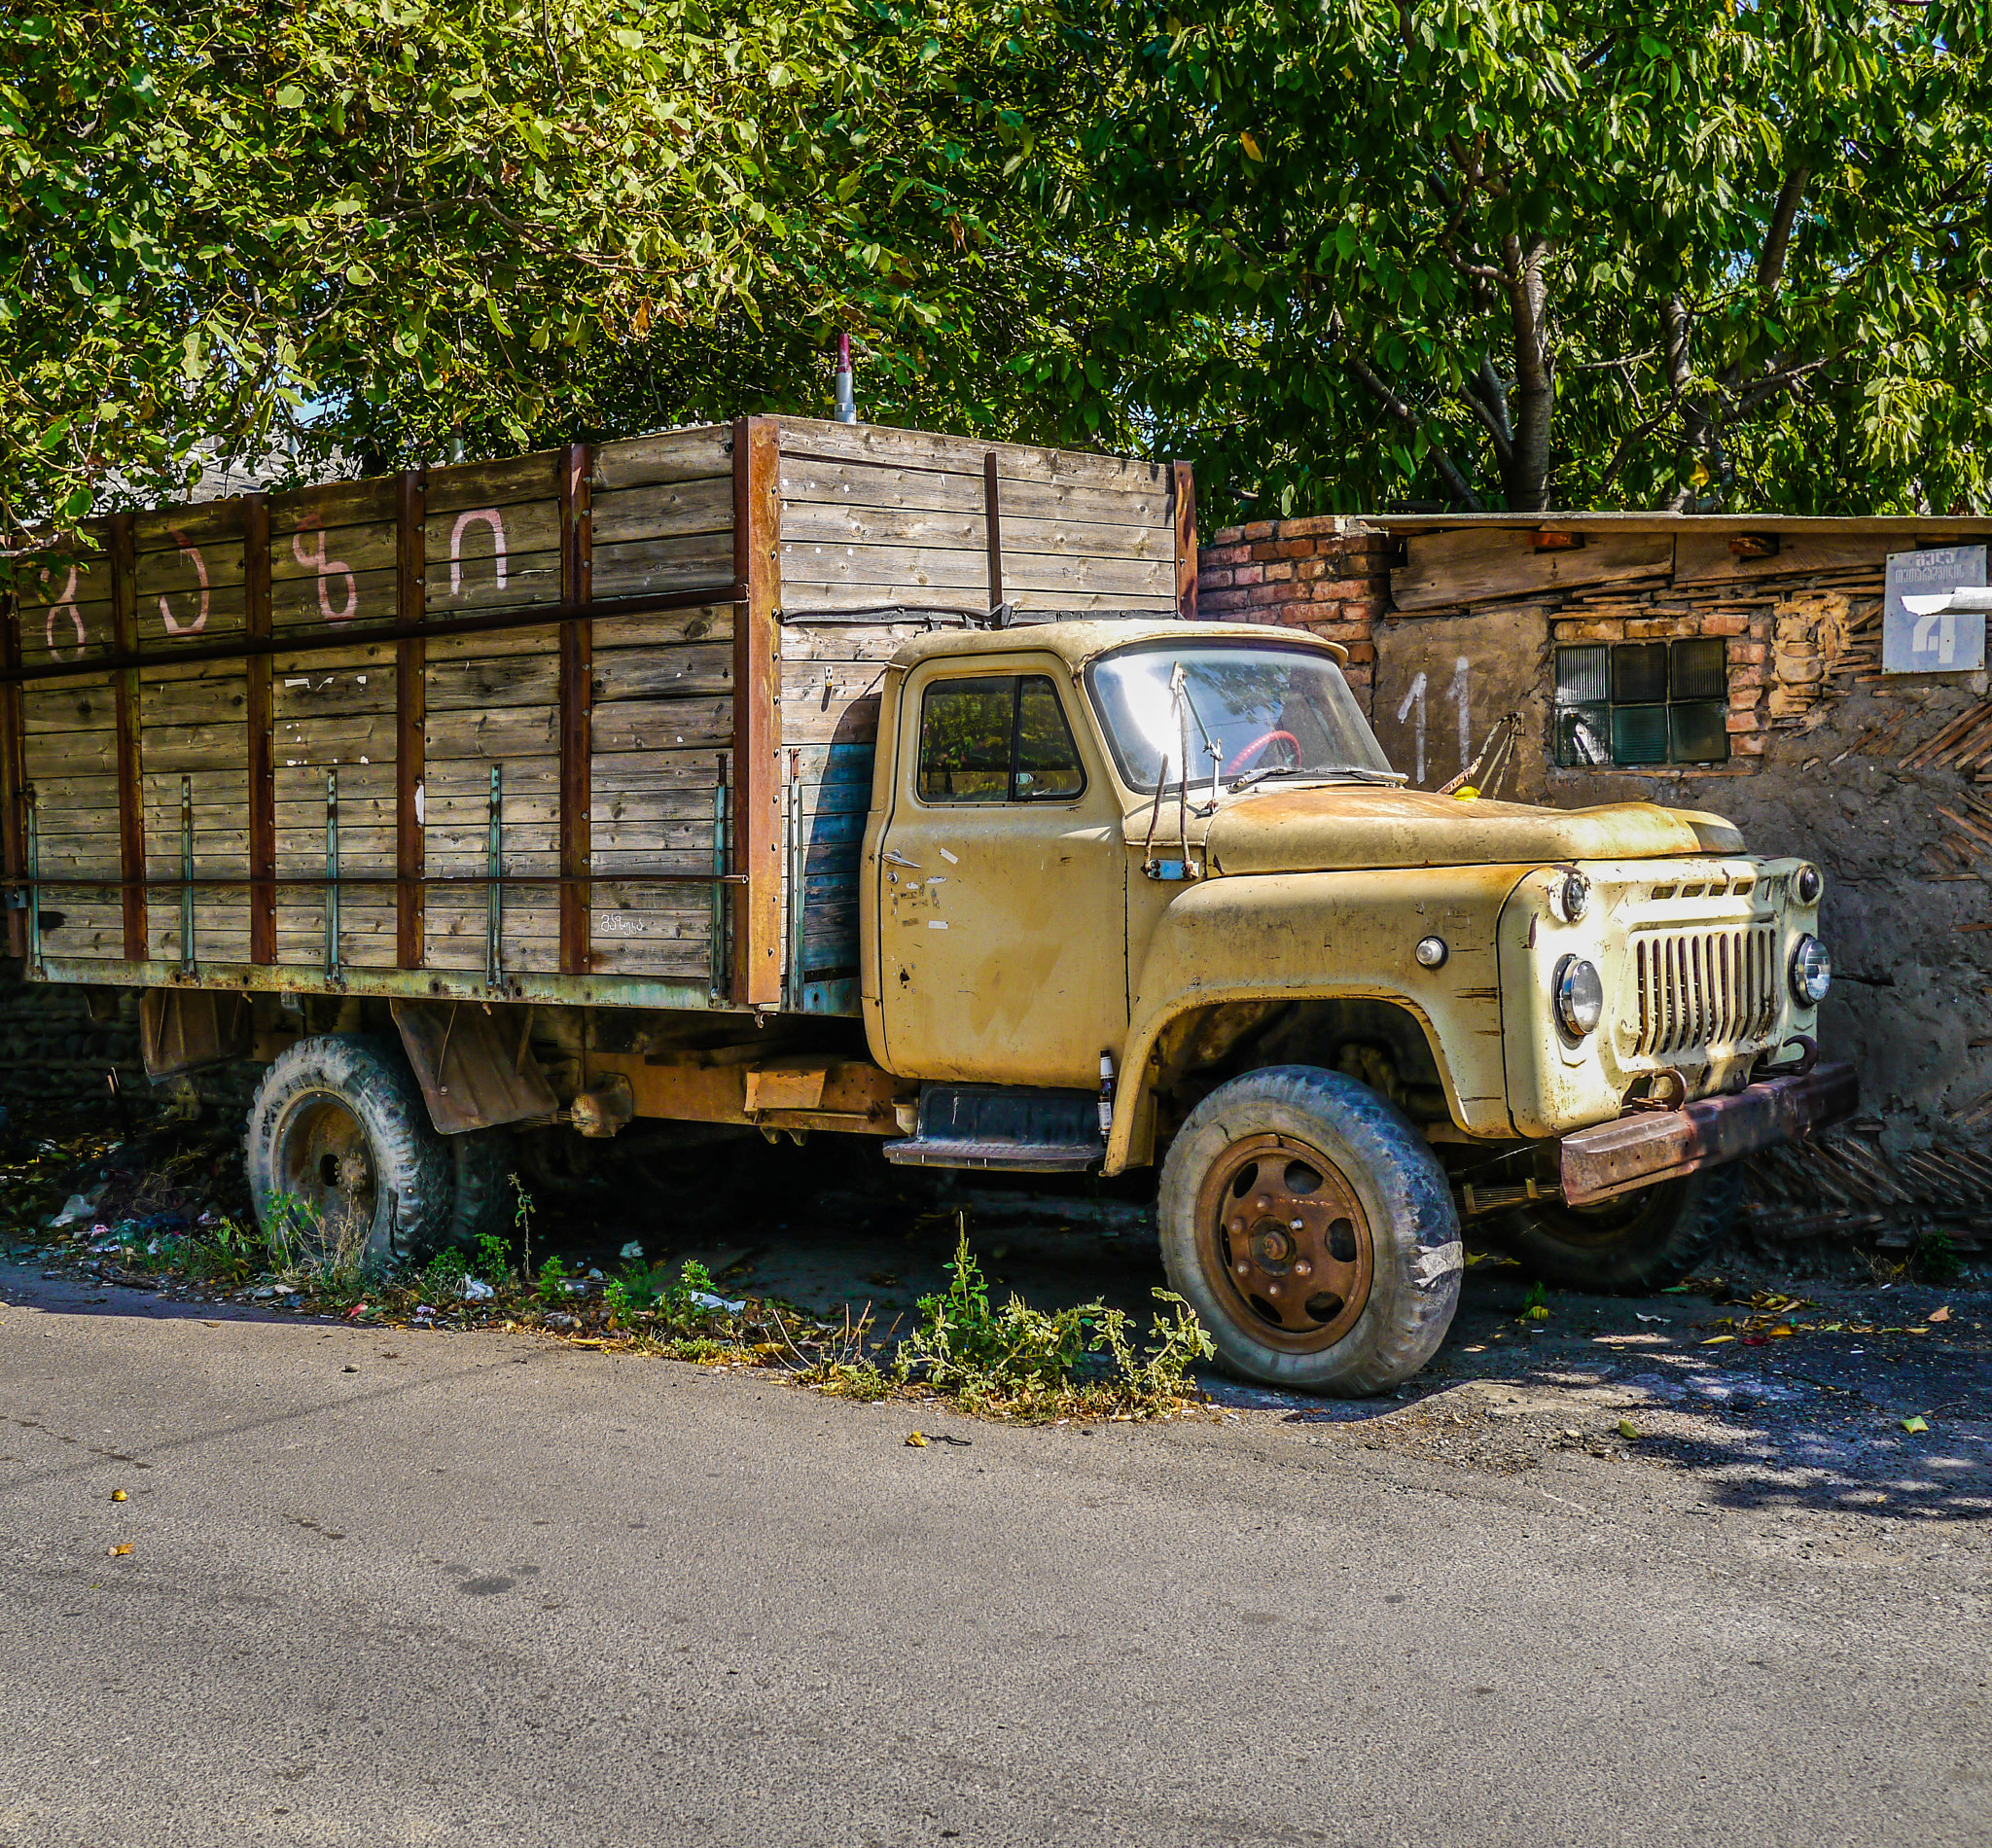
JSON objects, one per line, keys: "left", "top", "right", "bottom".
{"left": 917, "top": 674, "right": 1085, "bottom": 803}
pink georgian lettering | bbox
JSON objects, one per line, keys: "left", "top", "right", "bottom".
{"left": 40, "top": 564, "right": 86, "bottom": 661}
{"left": 448, "top": 509, "right": 508, "bottom": 597}
{"left": 292, "top": 515, "right": 357, "bottom": 622}
{"left": 158, "top": 533, "right": 209, "bottom": 636}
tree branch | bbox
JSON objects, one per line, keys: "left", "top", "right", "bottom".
{"left": 1756, "top": 164, "right": 1810, "bottom": 296}
{"left": 1329, "top": 312, "right": 1483, "bottom": 510}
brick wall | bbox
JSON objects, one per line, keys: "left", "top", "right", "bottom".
{"left": 1194, "top": 516, "right": 1393, "bottom": 700}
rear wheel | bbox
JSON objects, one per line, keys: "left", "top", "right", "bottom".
{"left": 245, "top": 1035, "right": 451, "bottom": 1268}
{"left": 445, "top": 1127, "right": 516, "bottom": 1251}
{"left": 1499, "top": 1161, "right": 1745, "bottom": 1294}
{"left": 1157, "top": 1065, "right": 1462, "bottom": 1396}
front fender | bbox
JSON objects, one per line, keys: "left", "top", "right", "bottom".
{"left": 1108, "top": 867, "right": 1533, "bottom": 1171}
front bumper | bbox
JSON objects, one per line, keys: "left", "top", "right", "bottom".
{"left": 1558, "top": 1062, "right": 1858, "bottom": 1206}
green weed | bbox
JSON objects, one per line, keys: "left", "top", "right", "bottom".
{"left": 419, "top": 1246, "right": 469, "bottom": 1300}
{"left": 534, "top": 1255, "right": 569, "bottom": 1306}
{"left": 1913, "top": 1231, "right": 1965, "bottom": 1286}
{"left": 475, "top": 1230, "right": 512, "bottom": 1284}
{"left": 895, "top": 1233, "right": 1212, "bottom": 1419}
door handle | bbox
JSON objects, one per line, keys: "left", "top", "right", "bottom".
{"left": 881, "top": 849, "right": 921, "bottom": 869}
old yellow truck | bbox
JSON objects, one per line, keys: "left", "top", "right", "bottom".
{"left": 1, "top": 419, "right": 1851, "bottom": 1392}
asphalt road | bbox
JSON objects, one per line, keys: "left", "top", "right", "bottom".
{"left": 2, "top": 1268, "right": 1987, "bottom": 1848}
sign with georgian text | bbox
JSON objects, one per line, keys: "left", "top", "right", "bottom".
{"left": 1885, "top": 544, "right": 1987, "bottom": 674}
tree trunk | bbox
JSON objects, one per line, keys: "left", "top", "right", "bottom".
{"left": 1500, "top": 234, "right": 1555, "bottom": 510}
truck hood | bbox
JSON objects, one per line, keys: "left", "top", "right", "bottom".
{"left": 1192, "top": 785, "right": 1743, "bottom": 875}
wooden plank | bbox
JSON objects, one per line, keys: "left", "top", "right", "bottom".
{"left": 779, "top": 456, "right": 1173, "bottom": 531}
{"left": 734, "top": 415, "right": 782, "bottom": 1005}
{"left": 427, "top": 655, "right": 558, "bottom": 710}
{"left": 776, "top": 417, "right": 1168, "bottom": 495}
{"left": 778, "top": 496, "right": 1169, "bottom": 559}
{"left": 780, "top": 541, "right": 1171, "bottom": 597}
{"left": 268, "top": 479, "right": 396, "bottom": 534}
{"left": 133, "top": 499, "right": 245, "bottom": 551}
{"left": 425, "top": 706, "right": 555, "bottom": 760}
{"left": 592, "top": 426, "right": 732, "bottom": 490}
{"left": 1390, "top": 527, "right": 1675, "bottom": 612}
{"left": 590, "top": 478, "right": 733, "bottom": 547}
{"left": 243, "top": 494, "right": 276, "bottom": 963}
{"left": 590, "top": 642, "right": 732, "bottom": 701}
{"left": 1172, "top": 462, "right": 1197, "bottom": 619}
{"left": 110, "top": 513, "right": 145, "bottom": 958}
{"left": 589, "top": 532, "right": 739, "bottom": 601}
{"left": 589, "top": 696, "right": 731, "bottom": 752}
{"left": 396, "top": 469, "right": 426, "bottom": 966}
{"left": 271, "top": 563, "right": 397, "bottom": 631}
{"left": 1672, "top": 531, "right": 1892, "bottom": 588}
{"left": 779, "top": 693, "right": 880, "bottom": 747}
{"left": 424, "top": 449, "right": 560, "bottom": 515}
{"left": 558, "top": 442, "right": 593, "bottom": 975}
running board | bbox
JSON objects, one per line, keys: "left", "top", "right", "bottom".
{"left": 882, "top": 1083, "right": 1103, "bottom": 1174}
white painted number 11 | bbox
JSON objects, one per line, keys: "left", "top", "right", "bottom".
{"left": 1395, "top": 657, "right": 1471, "bottom": 784}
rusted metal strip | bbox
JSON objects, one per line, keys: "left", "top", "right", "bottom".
{"left": 731, "top": 416, "right": 784, "bottom": 1006}
{"left": 982, "top": 452, "right": 1005, "bottom": 609}
{"left": 0, "top": 582, "right": 742, "bottom": 686}
{"left": 242, "top": 494, "right": 276, "bottom": 964}
{"left": 1171, "top": 462, "right": 1198, "bottom": 620}
{"left": 1559, "top": 1061, "right": 1859, "bottom": 1206}
{"left": 395, "top": 469, "right": 427, "bottom": 966}
{"left": 109, "top": 511, "right": 146, "bottom": 959}
{"left": 557, "top": 442, "right": 594, "bottom": 976}
{"left": 0, "top": 589, "right": 25, "bottom": 957}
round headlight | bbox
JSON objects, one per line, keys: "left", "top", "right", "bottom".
{"left": 1559, "top": 871, "right": 1590, "bottom": 922}
{"left": 1790, "top": 934, "right": 1832, "bottom": 1007}
{"left": 1796, "top": 865, "right": 1822, "bottom": 904}
{"left": 1553, "top": 955, "right": 1605, "bottom": 1039}
{"left": 1414, "top": 935, "right": 1448, "bottom": 969}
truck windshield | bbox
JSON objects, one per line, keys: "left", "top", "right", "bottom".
{"left": 1087, "top": 642, "right": 1397, "bottom": 792}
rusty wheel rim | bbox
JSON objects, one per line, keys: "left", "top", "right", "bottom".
{"left": 1194, "top": 1133, "right": 1374, "bottom": 1352}
{"left": 275, "top": 1091, "right": 377, "bottom": 1252}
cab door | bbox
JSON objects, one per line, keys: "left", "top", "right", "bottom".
{"left": 872, "top": 657, "right": 1126, "bottom": 1087}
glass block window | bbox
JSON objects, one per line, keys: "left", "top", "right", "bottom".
{"left": 1553, "top": 638, "right": 1729, "bottom": 767}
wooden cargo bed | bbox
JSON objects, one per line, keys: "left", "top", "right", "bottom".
{"left": 1, "top": 419, "right": 1194, "bottom": 1016}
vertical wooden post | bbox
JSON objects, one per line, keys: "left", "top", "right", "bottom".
{"left": 0, "top": 588, "right": 23, "bottom": 959}
{"left": 731, "top": 415, "right": 783, "bottom": 1007}
{"left": 243, "top": 495, "right": 276, "bottom": 965}
{"left": 1171, "top": 462, "right": 1198, "bottom": 621}
{"left": 556, "top": 442, "right": 594, "bottom": 976}
{"left": 982, "top": 452, "right": 1005, "bottom": 612}
{"left": 109, "top": 512, "right": 146, "bottom": 960}
{"left": 395, "top": 470, "right": 427, "bottom": 967}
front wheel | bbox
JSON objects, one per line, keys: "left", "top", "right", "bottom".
{"left": 1157, "top": 1065, "right": 1463, "bottom": 1396}
{"left": 1498, "top": 1161, "right": 1745, "bottom": 1295}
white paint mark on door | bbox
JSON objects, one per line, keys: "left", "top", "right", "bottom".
{"left": 1396, "top": 671, "right": 1428, "bottom": 784}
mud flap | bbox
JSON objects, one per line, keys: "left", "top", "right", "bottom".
{"left": 139, "top": 988, "right": 253, "bottom": 1080}
{"left": 389, "top": 999, "right": 559, "bottom": 1136}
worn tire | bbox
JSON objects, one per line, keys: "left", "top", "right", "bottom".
{"left": 1498, "top": 1160, "right": 1745, "bottom": 1295}
{"left": 445, "top": 1127, "right": 516, "bottom": 1252}
{"left": 1157, "top": 1065, "right": 1462, "bottom": 1396}
{"left": 245, "top": 1034, "right": 452, "bottom": 1268}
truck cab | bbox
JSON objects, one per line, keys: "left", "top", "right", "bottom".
{"left": 863, "top": 619, "right": 1851, "bottom": 1393}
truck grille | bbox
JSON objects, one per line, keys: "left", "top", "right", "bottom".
{"left": 1631, "top": 927, "right": 1778, "bottom": 1056}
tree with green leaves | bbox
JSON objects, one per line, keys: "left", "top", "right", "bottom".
{"left": 0, "top": 0, "right": 1083, "bottom": 552}
{"left": 1051, "top": 0, "right": 1992, "bottom": 517}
